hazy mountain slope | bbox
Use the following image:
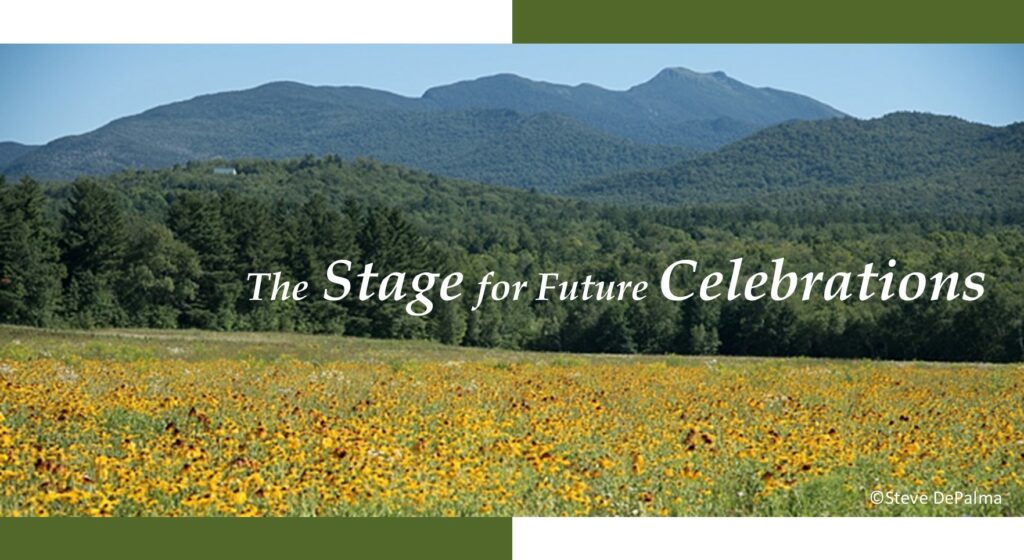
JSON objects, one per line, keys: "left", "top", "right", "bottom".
{"left": 417, "top": 112, "right": 694, "bottom": 188}
{"left": 4, "top": 101, "right": 690, "bottom": 189}
{"left": 3, "top": 68, "right": 843, "bottom": 183}
{"left": 0, "top": 142, "right": 37, "bottom": 168}
{"left": 566, "top": 113, "right": 1024, "bottom": 214}
{"left": 423, "top": 68, "right": 845, "bottom": 147}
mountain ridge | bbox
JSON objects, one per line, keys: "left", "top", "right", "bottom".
{"left": 2, "top": 67, "right": 844, "bottom": 183}
{"left": 0, "top": 141, "right": 38, "bottom": 169}
{"left": 566, "top": 111, "right": 1024, "bottom": 214}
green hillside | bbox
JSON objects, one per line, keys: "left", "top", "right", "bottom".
{"left": 568, "top": 113, "right": 1024, "bottom": 215}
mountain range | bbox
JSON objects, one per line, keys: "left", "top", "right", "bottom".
{"left": 1, "top": 68, "right": 844, "bottom": 186}
{"left": 4, "top": 68, "right": 1019, "bottom": 217}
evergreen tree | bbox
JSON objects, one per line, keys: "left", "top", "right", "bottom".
{"left": 353, "top": 207, "right": 432, "bottom": 339}
{"left": 221, "top": 193, "right": 294, "bottom": 330}
{"left": 627, "top": 296, "right": 678, "bottom": 353}
{"left": 287, "top": 193, "right": 359, "bottom": 334}
{"left": 0, "top": 176, "right": 64, "bottom": 326}
{"left": 60, "top": 179, "right": 129, "bottom": 327}
{"left": 168, "top": 192, "right": 239, "bottom": 329}
{"left": 678, "top": 298, "right": 721, "bottom": 355}
{"left": 589, "top": 304, "right": 637, "bottom": 354}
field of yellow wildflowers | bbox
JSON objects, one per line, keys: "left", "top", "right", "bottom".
{"left": 0, "top": 326, "right": 1021, "bottom": 516}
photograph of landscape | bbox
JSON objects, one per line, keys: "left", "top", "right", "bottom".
{"left": 0, "top": 45, "right": 1021, "bottom": 516}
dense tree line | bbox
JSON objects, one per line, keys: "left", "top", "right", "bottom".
{"left": 1, "top": 155, "right": 1022, "bottom": 362}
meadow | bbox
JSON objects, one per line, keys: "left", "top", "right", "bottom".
{"left": 0, "top": 325, "right": 1021, "bottom": 516}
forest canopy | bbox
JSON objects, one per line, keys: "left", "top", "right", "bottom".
{"left": 1, "top": 152, "right": 1022, "bottom": 363}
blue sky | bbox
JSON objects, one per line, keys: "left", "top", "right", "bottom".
{"left": 1, "top": 45, "right": 1022, "bottom": 145}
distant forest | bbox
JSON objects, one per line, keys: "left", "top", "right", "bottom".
{"left": 2, "top": 148, "right": 1022, "bottom": 362}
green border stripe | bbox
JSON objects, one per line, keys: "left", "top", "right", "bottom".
{"left": 513, "top": 0, "right": 1024, "bottom": 42}
{"left": 0, "top": 518, "right": 512, "bottom": 560}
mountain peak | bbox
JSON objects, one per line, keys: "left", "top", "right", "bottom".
{"left": 649, "top": 67, "right": 730, "bottom": 82}
{"left": 422, "top": 73, "right": 570, "bottom": 105}
{"left": 256, "top": 80, "right": 307, "bottom": 89}
{"left": 630, "top": 67, "right": 746, "bottom": 97}
{"left": 240, "top": 81, "right": 318, "bottom": 97}
{"left": 480, "top": 72, "right": 531, "bottom": 82}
